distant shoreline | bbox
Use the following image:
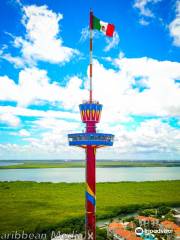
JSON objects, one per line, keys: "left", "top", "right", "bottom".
{"left": 0, "top": 160, "right": 180, "bottom": 169}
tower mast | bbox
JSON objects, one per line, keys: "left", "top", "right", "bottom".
{"left": 89, "top": 9, "right": 93, "bottom": 102}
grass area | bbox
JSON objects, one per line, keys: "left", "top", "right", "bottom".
{"left": 0, "top": 180, "right": 180, "bottom": 234}
{"left": 1, "top": 160, "right": 180, "bottom": 169}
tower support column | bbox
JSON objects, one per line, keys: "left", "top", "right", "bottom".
{"left": 85, "top": 145, "right": 96, "bottom": 240}
{"left": 68, "top": 101, "right": 114, "bottom": 240}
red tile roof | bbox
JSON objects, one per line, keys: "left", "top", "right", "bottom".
{"left": 108, "top": 222, "right": 124, "bottom": 230}
{"left": 161, "top": 220, "right": 179, "bottom": 230}
{"left": 114, "top": 228, "right": 132, "bottom": 238}
{"left": 174, "top": 227, "right": 180, "bottom": 237}
{"left": 127, "top": 237, "right": 142, "bottom": 240}
{"left": 114, "top": 228, "right": 142, "bottom": 240}
{"left": 136, "top": 216, "right": 158, "bottom": 222}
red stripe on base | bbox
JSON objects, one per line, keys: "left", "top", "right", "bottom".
{"left": 106, "top": 24, "right": 115, "bottom": 37}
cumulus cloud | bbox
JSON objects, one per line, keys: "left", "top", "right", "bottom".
{"left": 0, "top": 117, "right": 82, "bottom": 160}
{"left": 0, "top": 106, "right": 80, "bottom": 122}
{"left": 0, "top": 118, "right": 179, "bottom": 160}
{"left": 0, "top": 67, "right": 88, "bottom": 108}
{"left": 113, "top": 119, "right": 180, "bottom": 155}
{"left": 0, "top": 113, "right": 20, "bottom": 127}
{"left": 34, "top": 117, "right": 80, "bottom": 131}
{"left": 0, "top": 56, "right": 180, "bottom": 120}
{"left": 29, "top": 119, "right": 77, "bottom": 150}
{"left": 0, "top": 55, "right": 180, "bottom": 159}
{"left": 0, "top": 53, "right": 25, "bottom": 68}
{"left": 91, "top": 57, "right": 180, "bottom": 122}
{"left": 1, "top": 4, "right": 79, "bottom": 66}
{"left": 169, "top": 0, "right": 180, "bottom": 47}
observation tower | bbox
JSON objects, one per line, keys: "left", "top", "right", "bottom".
{"left": 68, "top": 10, "right": 114, "bottom": 240}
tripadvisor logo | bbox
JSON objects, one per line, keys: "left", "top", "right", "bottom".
{"left": 135, "top": 227, "right": 144, "bottom": 237}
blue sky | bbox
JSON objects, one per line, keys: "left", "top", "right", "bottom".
{"left": 0, "top": 0, "right": 180, "bottom": 160}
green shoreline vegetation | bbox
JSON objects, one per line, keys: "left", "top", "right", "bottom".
{"left": 0, "top": 160, "right": 180, "bottom": 169}
{"left": 0, "top": 180, "right": 180, "bottom": 236}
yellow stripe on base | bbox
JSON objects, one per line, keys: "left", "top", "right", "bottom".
{"left": 87, "top": 184, "right": 95, "bottom": 198}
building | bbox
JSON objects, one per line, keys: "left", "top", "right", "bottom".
{"left": 160, "top": 220, "right": 180, "bottom": 240}
{"left": 108, "top": 222, "right": 141, "bottom": 240}
{"left": 109, "top": 222, "right": 124, "bottom": 231}
{"left": 174, "top": 228, "right": 180, "bottom": 240}
{"left": 113, "top": 228, "right": 141, "bottom": 240}
{"left": 136, "top": 216, "right": 159, "bottom": 227}
{"left": 160, "top": 220, "right": 179, "bottom": 230}
{"left": 108, "top": 222, "right": 124, "bottom": 238}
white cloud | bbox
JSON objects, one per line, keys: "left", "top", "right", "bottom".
{"left": 0, "top": 67, "right": 88, "bottom": 108}
{"left": 28, "top": 118, "right": 82, "bottom": 154}
{"left": 0, "top": 117, "right": 82, "bottom": 159}
{"left": 80, "top": 26, "right": 119, "bottom": 52}
{"left": 19, "top": 129, "right": 30, "bottom": 137}
{"left": 34, "top": 117, "right": 80, "bottom": 131}
{"left": 112, "top": 119, "right": 180, "bottom": 155}
{"left": 133, "top": 0, "right": 162, "bottom": 25}
{"left": 0, "top": 53, "right": 25, "bottom": 68}
{"left": 15, "top": 0, "right": 23, "bottom": 7}
{"left": 91, "top": 57, "right": 180, "bottom": 121}
{"left": 134, "top": 0, "right": 155, "bottom": 17}
{"left": 0, "top": 118, "right": 179, "bottom": 160}
{"left": 1, "top": 56, "right": 179, "bottom": 122}
{"left": 134, "top": 0, "right": 161, "bottom": 17}
{"left": 0, "top": 55, "right": 180, "bottom": 159}
{"left": 0, "top": 106, "right": 80, "bottom": 121}
{"left": 0, "top": 76, "right": 18, "bottom": 101}
{"left": 139, "top": 18, "right": 149, "bottom": 26}
{"left": 80, "top": 26, "right": 89, "bottom": 42}
{"left": 0, "top": 113, "right": 20, "bottom": 127}
{"left": 169, "top": 0, "right": 180, "bottom": 47}
{"left": 104, "top": 32, "right": 120, "bottom": 52}
{"left": 80, "top": 26, "right": 101, "bottom": 42}
{"left": 1, "top": 5, "right": 79, "bottom": 66}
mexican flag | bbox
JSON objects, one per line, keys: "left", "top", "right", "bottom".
{"left": 93, "top": 15, "right": 115, "bottom": 37}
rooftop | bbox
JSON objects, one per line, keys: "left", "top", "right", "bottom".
{"left": 136, "top": 216, "right": 159, "bottom": 221}
{"left": 114, "top": 228, "right": 141, "bottom": 240}
{"left": 108, "top": 222, "right": 124, "bottom": 230}
{"left": 161, "top": 220, "right": 179, "bottom": 230}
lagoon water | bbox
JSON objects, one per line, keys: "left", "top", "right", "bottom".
{"left": 0, "top": 167, "right": 179, "bottom": 182}
{"left": 0, "top": 162, "right": 22, "bottom": 166}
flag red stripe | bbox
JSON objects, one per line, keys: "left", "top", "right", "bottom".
{"left": 106, "top": 24, "right": 115, "bottom": 37}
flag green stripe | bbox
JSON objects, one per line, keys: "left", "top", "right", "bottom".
{"left": 93, "top": 16, "right": 101, "bottom": 30}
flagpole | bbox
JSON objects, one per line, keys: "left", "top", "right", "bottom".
{"left": 90, "top": 9, "right": 93, "bottom": 103}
